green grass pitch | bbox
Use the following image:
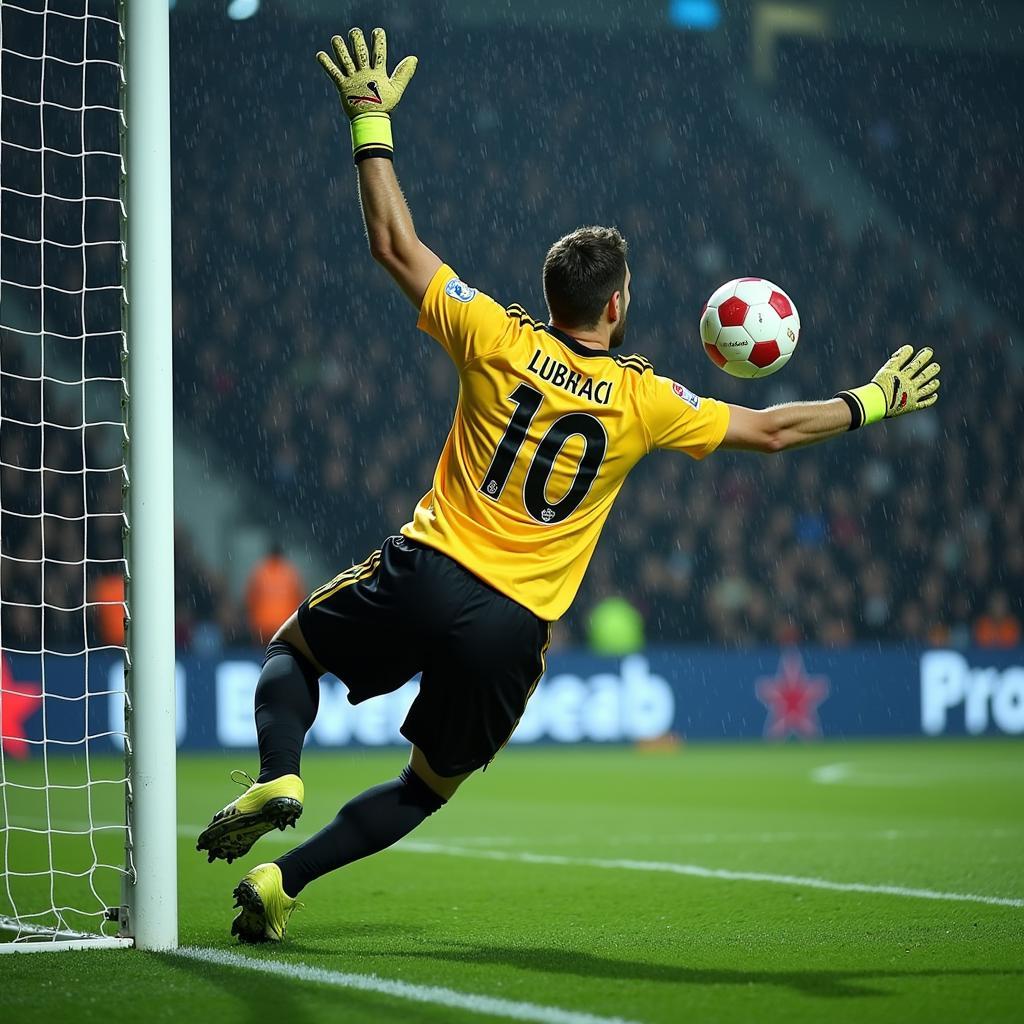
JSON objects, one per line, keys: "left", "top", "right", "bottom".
{"left": 2, "top": 739, "right": 1022, "bottom": 1023}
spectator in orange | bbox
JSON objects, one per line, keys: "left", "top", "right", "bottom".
{"left": 92, "top": 573, "right": 125, "bottom": 647}
{"left": 245, "top": 543, "right": 304, "bottom": 644}
{"left": 972, "top": 590, "right": 1022, "bottom": 648}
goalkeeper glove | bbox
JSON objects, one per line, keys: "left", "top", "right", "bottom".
{"left": 316, "top": 27, "right": 418, "bottom": 164}
{"left": 837, "top": 345, "right": 941, "bottom": 430}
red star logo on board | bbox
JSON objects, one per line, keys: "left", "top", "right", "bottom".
{"left": 1, "top": 655, "right": 43, "bottom": 760}
{"left": 755, "top": 651, "right": 829, "bottom": 740}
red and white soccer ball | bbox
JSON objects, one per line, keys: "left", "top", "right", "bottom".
{"left": 700, "top": 278, "right": 800, "bottom": 378}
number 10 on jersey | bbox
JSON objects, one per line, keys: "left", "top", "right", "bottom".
{"left": 479, "top": 383, "right": 607, "bottom": 525}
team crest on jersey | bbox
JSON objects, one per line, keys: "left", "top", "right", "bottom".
{"left": 672, "top": 381, "right": 700, "bottom": 409}
{"left": 445, "top": 278, "right": 477, "bottom": 303}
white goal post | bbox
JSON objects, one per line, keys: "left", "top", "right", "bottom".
{"left": 0, "top": 0, "right": 176, "bottom": 951}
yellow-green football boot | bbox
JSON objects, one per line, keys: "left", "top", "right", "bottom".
{"left": 196, "top": 770, "right": 303, "bottom": 864}
{"left": 231, "top": 863, "right": 300, "bottom": 943}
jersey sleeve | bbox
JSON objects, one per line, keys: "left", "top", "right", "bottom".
{"left": 640, "top": 373, "right": 731, "bottom": 459}
{"left": 417, "top": 263, "right": 512, "bottom": 369}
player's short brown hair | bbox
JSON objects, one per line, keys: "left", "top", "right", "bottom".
{"left": 543, "top": 226, "right": 628, "bottom": 329}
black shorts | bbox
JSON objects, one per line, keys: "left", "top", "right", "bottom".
{"left": 297, "top": 535, "right": 551, "bottom": 776}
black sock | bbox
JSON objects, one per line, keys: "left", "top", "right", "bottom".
{"left": 275, "top": 766, "right": 446, "bottom": 897}
{"left": 254, "top": 640, "right": 320, "bottom": 783}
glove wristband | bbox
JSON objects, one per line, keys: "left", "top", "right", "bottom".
{"left": 351, "top": 112, "right": 394, "bottom": 164}
{"left": 835, "top": 382, "right": 887, "bottom": 430}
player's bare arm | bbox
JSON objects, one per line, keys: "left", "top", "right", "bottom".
{"left": 721, "top": 344, "right": 940, "bottom": 454}
{"left": 356, "top": 159, "right": 441, "bottom": 307}
{"left": 316, "top": 28, "right": 441, "bottom": 307}
{"left": 721, "top": 399, "right": 851, "bottom": 453}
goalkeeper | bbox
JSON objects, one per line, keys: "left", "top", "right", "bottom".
{"left": 197, "top": 28, "right": 941, "bottom": 943}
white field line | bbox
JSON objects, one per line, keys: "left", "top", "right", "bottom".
{"left": 173, "top": 822, "right": 1024, "bottom": 847}
{"left": 9, "top": 817, "right": 1022, "bottom": 847}
{"left": 395, "top": 842, "right": 1024, "bottom": 909}
{"left": 174, "top": 946, "right": 644, "bottom": 1024}
{"left": 8, "top": 818, "right": 1023, "bottom": 907}
{"left": 179, "top": 822, "right": 1020, "bottom": 847}
{"left": 811, "top": 762, "right": 853, "bottom": 784}
{"left": 595, "top": 827, "right": 1024, "bottom": 845}
{"left": 810, "top": 762, "right": 934, "bottom": 787}
{"left": 810, "top": 760, "right": 1024, "bottom": 787}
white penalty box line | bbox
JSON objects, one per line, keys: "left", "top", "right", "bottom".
{"left": 394, "top": 842, "right": 1024, "bottom": 910}
{"left": 10, "top": 819, "right": 1023, "bottom": 909}
{"left": 172, "top": 822, "right": 1024, "bottom": 910}
{"left": 175, "top": 947, "right": 643, "bottom": 1024}
{"left": 14, "top": 816, "right": 1022, "bottom": 910}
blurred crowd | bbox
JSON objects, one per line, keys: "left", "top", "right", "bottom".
{"left": 0, "top": 342, "right": 125, "bottom": 656}
{"left": 0, "top": 339, "right": 245, "bottom": 656}
{"left": 3, "top": 14, "right": 1020, "bottom": 654}
{"left": 776, "top": 38, "right": 1022, "bottom": 320}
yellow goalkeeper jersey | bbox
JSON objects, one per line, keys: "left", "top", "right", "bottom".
{"left": 401, "top": 263, "right": 731, "bottom": 620}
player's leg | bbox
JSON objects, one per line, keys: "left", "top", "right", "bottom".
{"left": 270, "top": 610, "right": 326, "bottom": 675}
{"left": 196, "top": 613, "right": 320, "bottom": 863}
{"left": 262, "top": 548, "right": 548, "bottom": 901}
{"left": 227, "top": 538, "right": 544, "bottom": 941}
{"left": 200, "top": 542, "right": 404, "bottom": 866}
{"left": 230, "top": 747, "right": 468, "bottom": 943}
{"left": 409, "top": 745, "right": 470, "bottom": 800}
{"left": 253, "top": 613, "right": 325, "bottom": 783}
{"left": 267, "top": 747, "right": 469, "bottom": 901}
{"left": 227, "top": 538, "right": 436, "bottom": 938}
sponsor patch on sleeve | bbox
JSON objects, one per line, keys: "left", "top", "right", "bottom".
{"left": 672, "top": 381, "right": 701, "bottom": 409}
{"left": 444, "top": 278, "right": 477, "bottom": 303}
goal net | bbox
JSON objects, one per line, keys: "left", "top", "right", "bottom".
{"left": 0, "top": 0, "right": 173, "bottom": 951}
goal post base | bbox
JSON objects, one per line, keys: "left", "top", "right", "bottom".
{"left": 0, "top": 916, "right": 135, "bottom": 954}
